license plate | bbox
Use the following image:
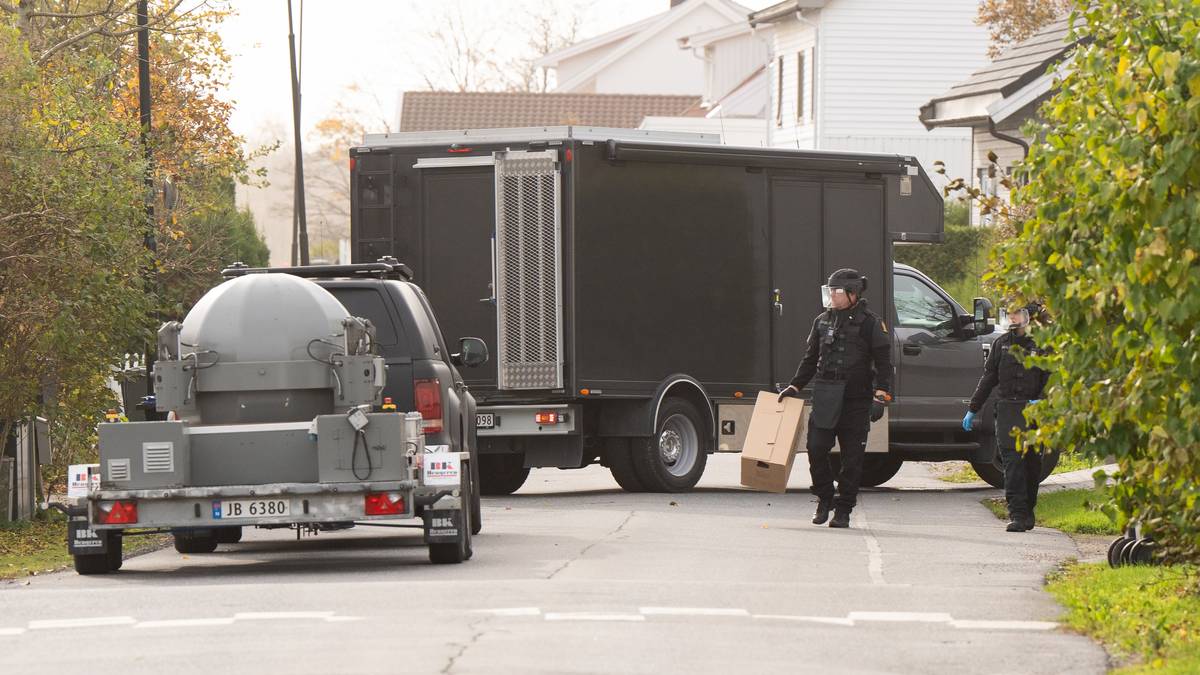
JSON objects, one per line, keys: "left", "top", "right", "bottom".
{"left": 214, "top": 499, "right": 290, "bottom": 519}
{"left": 476, "top": 413, "right": 494, "bottom": 429}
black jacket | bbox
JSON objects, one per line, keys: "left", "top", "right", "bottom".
{"left": 968, "top": 331, "right": 1048, "bottom": 412}
{"left": 790, "top": 300, "right": 893, "bottom": 399}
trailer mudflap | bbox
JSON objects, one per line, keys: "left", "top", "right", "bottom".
{"left": 424, "top": 508, "right": 462, "bottom": 544}
{"left": 68, "top": 520, "right": 109, "bottom": 555}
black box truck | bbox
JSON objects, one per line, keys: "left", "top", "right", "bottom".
{"left": 349, "top": 127, "right": 1056, "bottom": 493}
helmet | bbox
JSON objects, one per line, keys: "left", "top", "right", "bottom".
{"left": 827, "top": 268, "right": 867, "bottom": 295}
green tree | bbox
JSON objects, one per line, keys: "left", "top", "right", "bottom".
{"left": 998, "top": 0, "right": 1200, "bottom": 562}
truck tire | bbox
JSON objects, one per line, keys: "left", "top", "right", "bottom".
{"left": 478, "top": 453, "right": 530, "bottom": 495}
{"left": 468, "top": 456, "right": 483, "bottom": 535}
{"left": 829, "top": 454, "right": 904, "bottom": 488}
{"left": 214, "top": 526, "right": 242, "bottom": 544}
{"left": 971, "top": 447, "right": 1061, "bottom": 489}
{"left": 173, "top": 530, "right": 219, "bottom": 554}
{"left": 606, "top": 440, "right": 647, "bottom": 492}
{"left": 631, "top": 399, "right": 709, "bottom": 493}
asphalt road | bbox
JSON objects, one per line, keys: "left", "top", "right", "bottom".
{"left": 0, "top": 456, "right": 1108, "bottom": 674}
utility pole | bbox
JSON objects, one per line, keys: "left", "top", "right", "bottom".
{"left": 287, "top": 0, "right": 309, "bottom": 265}
{"left": 137, "top": 0, "right": 157, "bottom": 398}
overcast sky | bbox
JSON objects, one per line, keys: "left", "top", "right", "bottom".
{"left": 217, "top": 0, "right": 776, "bottom": 146}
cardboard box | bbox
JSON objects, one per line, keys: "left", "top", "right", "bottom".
{"left": 740, "top": 391, "right": 806, "bottom": 493}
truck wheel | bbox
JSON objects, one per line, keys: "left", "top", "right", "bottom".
{"left": 214, "top": 526, "right": 242, "bottom": 544}
{"left": 468, "top": 456, "right": 483, "bottom": 535}
{"left": 478, "top": 453, "right": 530, "bottom": 495}
{"left": 631, "top": 399, "right": 709, "bottom": 493}
{"left": 830, "top": 454, "right": 903, "bottom": 488}
{"left": 173, "top": 530, "right": 219, "bottom": 554}
{"left": 606, "top": 439, "right": 647, "bottom": 492}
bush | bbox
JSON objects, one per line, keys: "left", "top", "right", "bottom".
{"left": 996, "top": 0, "right": 1200, "bottom": 562}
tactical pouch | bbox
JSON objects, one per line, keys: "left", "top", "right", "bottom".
{"left": 994, "top": 399, "right": 1030, "bottom": 451}
{"left": 811, "top": 379, "right": 846, "bottom": 430}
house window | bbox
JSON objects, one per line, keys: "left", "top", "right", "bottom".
{"left": 797, "top": 51, "right": 805, "bottom": 122}
{"left": 775, "top": 56, "right": 784, "bottom": 126}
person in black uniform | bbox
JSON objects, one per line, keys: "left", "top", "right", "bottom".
{"left": 962, "top": 305, "right": 1049, "bottom": 532}
{"left": 778, "top": 269, "right": 893, "bottom": 529}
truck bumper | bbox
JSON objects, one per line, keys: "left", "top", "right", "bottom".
{"left": 476, "top": 404, "right": 579, "bottom": 436}
{"left": 85, "top": 480, "right": 450, "bottom": 530}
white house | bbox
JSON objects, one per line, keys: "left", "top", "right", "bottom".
{"left": 743, "top": 0, "right": 992, "bottom": 185}
{"left": 534, "top": 0, "right": 751, "bottom": 95}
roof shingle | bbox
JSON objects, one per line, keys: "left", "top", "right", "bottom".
{"left": 398, "top": 91, "right": 704, "bottom": 133}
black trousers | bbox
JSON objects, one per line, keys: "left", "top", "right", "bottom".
{"left": 806, "top": 397, "right": 871, "bottom": 510}
{"left": 999, "top": 444, "right": 1042, "bottom": 518}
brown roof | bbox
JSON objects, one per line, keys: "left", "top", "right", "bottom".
{"left": 398, "top": 91, "right": 704, "bottom": 132}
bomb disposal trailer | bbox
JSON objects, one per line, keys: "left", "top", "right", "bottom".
{"left": 347, "top": 127, "right": 1021, "bottom": 495}
{"left": 67, "top": 271, "right": 478, "bottom": 574}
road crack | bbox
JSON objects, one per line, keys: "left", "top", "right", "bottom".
{"left": 441, "top": 616, "right": 488, "bottom": 675}
{"left": 546, "top": 510, "right": 636, "bottom": 579}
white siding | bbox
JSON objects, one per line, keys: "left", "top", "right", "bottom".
{"left": 641, "top": 115, "right": 768, "bottom": 147}
{"left": 594, "top": 4, "right": 735, "bottom": 94}
{"left": 970, "top": 126, "right": 1029, "bottom": 225}
{"left": 555, "top": 42, "right": 627, "bottom": 92}
{"left": 822, "top": 130, "right": 970, "bottom": 193}
{"left": 817, "top": 0, "right": 990, "bottom": 137}
{"left": 766, "top": 18, "right": 818, "bottom": 149}
{"left": 707, "top": 32, "right": 770, "bottom": 102}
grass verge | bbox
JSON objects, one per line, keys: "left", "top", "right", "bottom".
{"left": 1, "top": 511, "right": 168, "bottom": 580}
{"left": 1049, "top": 562, "right": 1200, "bottom": 673}
{"left": 983, "top": 487, "right": 1120, "bottom": 534}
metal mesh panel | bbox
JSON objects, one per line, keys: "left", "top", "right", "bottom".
{"left": 494, "top": 150, "right": 563, "bottom": 390}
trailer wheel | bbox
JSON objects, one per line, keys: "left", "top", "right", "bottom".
{"left": 632, "top": 399, "right": 709, "bottom": 493}
{"left": 214, "top": 526, "right": 242, "bottom": 544}
{"left": 107, "top": 533, "right": 123, "bottom": 571}
{"left": 429, "top": 473, "right": 473, "bottom": 564}
{"left": 604, "top": 438, "right": 647, "bottom": 492}
{"left": 830, "top": 454, "right": 903, "bottom": 488}
{"left": 478, "top": 453, "right": 530, "bottom": 495}
{"left": 173, "top": 530, "right": 219, "bottom": 554}
{"left": 74, "top": 530, "right": 121, "bottom": 575}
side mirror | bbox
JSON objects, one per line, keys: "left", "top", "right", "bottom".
{"left": 453, "top": 337, "right": 489, "bottom": 368}
{"left": 972, "top": 297, "right": 995, "bottom": 336}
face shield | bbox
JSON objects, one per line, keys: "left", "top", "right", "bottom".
{"left": 822, "top": 286, "right": 849, "bottom": 309}
{"left": 1007, "top": 307, "right": 1031, "bottom": 333}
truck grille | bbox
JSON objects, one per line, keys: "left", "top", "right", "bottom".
{"left": 107, "top": 458, "right": 131, "bottom": 482}
{"left": 142, "top": 442, "right": 175, "bottom": 473}
{"left": 494, "top": 149, "right": 564, "bottom": 390}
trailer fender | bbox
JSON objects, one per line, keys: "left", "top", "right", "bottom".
{"left": 650, "top": 376, "right": 716, "bottom": 449}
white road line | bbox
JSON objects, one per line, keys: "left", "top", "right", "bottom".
{"left": 0, "top": 628, "right": 27, "bottom": 636}
{"left": 474, "top": 607, "right": 542, "bottom": 617}
{"left": 543, "top": 613, "right": 646, "bottom": 622}
{"left": 855, "top": 509, "right": 887, "bottom": 586}
{"left": 324, "top": 616, "right": 365, "bottom": 623}
{"left": 136, "top": 618, "right": 236, "bottom": 629}
{"left": 28, "top": 616, "right": 136, "bottom": 630}
{"left": 233, "top": 611, "right": 335, "bottom": 621}
{"left": 848, "top": 611, "right": 954, "bottom": 623}
{"left": 639, "top": 607, "right": 750, "bottom": 617}
{"left": 951, "top": 620, "right": 1059, "bottom": 631}
{"left": 752, "top": 615, "right": 855, "bottom": 627}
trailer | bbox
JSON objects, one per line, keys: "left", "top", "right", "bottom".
{"left": 349, "top": 127, "right": 967, "bottom": 493}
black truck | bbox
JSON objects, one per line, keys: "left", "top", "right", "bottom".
{"left": 347, "top": 127, "right": 1057, "bottom": 493}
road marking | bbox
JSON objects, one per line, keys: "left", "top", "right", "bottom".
{"left": 848, "top": 611, "right": 954, "bottom": 623}
{"left": 856, "top": 509, "right": 887, "bottom": 586}
{"left": 544, "top": 612, "right": 645, "bottom": 622}
{"left": 474, "top": 607, "right": 542, "bottom": 617}
{"left": 28, "top": 616, "right": 136, "bottom": 630}
{"left": 951, "top": 620, "right": 1059, "bottom": 631}
{"left": 136, "top": 618, "right": 236, "bottom": 629}
{"left": 753, "top": 615, "right": 855, "bottom": 626}
{"left": 0, "top": 628, "right": 27, "bottom": 636}
{"left": 233, "top": 611, "right": 335, "bottom": 621}
{"left": 324, "top": 616, "right": 365, "bottom": 623}
{"left": 639, "top": 607, "right": 750, "bottom": 617}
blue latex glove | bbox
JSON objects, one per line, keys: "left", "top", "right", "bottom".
{"left": 962, "top": 411, "right": 976, "bottom": 432}
{"left": 1029, "top": 399, "right": 1041, "bottom": 404}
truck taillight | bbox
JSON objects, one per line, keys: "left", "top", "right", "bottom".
{"left": 534, "top": 411, "right": 560, "bottom": 425}
{"left": 95, "top": 500, "right": 138, "bottom": 525}
{"left": 364, "top": 492, "right": 406, "bottom": 516}
{"left": 414, "top": 378, "right": 443, "bottom": 434}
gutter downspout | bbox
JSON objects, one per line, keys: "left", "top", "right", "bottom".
{"left": 988, "top": 117, "right": 1028, "bottom": 158}
{"left": 795, "top": 9, "right": 820, "bottom": 148}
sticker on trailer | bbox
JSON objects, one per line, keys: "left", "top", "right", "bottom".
{"left": 423, "top": 453, "right": 461, "bottom": 486}
{"left": 67, "top": 464, "right": 100, "bottom": 498}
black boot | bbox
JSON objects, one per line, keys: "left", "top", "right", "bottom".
{"left": 1005, "top": 519, "right": 1025, "bottom": 532}
{"left": 1021, "top": 515, "right": 1036, "bottom": 531}
{"left": 829, "top": 508, "right": 851, "bottom": 528}
{"left": 812, "top": 499, "right": 832, "bottom": 525}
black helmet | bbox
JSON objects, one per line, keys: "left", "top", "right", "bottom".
{"left": 827, "top": 268, "right": 867, "bottom": 295}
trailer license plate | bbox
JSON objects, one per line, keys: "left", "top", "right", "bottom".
{"left": 476, "top": 413, "right": 494, "bottom": 429}
{"left": 214, "top": 499, "right": 290, "bottom": 519}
